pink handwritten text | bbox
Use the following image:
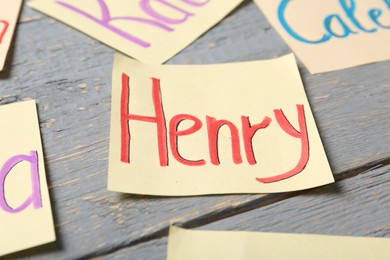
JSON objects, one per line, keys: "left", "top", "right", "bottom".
{"left": 120, "top": 73, "right": 310, "bottom": 183}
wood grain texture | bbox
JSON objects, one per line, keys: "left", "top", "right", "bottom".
{"left": 95, "top": 164, "right": 390, "bottom": 259}
{"left": 1, "top": 1, "right": 389, "bottom": 259}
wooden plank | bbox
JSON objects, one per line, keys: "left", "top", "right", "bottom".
{"left": 96, "top": 164, "right": 390, "bottom": 259}
{"left": 1, "top": 1, "right": 389, "bottom": 258}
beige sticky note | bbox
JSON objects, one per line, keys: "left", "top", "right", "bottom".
{"left": 0, "top": 101, "right": 55, "bottom": 257}
{"left": 28, "top": 0, "right": 243, "bottom": 64}
{"left": 0, "top": 0, "right": 23, "bottom": 71}
{"left": 108, "top": 53, "right": 334, "bottom": 196}
{"left": 167, "top": 226, "right": 390, "bottom": 260}
{"left": 254, "top": 0, "right": 390, "bottom": 74}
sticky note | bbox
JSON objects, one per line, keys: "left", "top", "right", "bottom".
{"left": 254, "top": 0, "right": 390, "bottom": 74}
{"left": 0, "top": 101, "right": 56, "bottom": 257}
{"left": 108, "top": 53, "right": 334, "bottom": 196}
{"left": 0, "top": 0, "right": 23, "bottom": 71}
{"left": 28, "top": 0, "right": 244, "bottom": 64}
{"left": 167, "top": 226, "right": 390, "bottom": 260}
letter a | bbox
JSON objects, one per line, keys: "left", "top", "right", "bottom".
{"left": 0, "top": 151, "right": 42, "bottom": 213}
{"left": 140, "top": 0, "right": 194, "bottom": 24}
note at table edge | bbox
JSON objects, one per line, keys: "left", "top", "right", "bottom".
{"left": 167, "top": 226, "right": 390, "bottom": 260}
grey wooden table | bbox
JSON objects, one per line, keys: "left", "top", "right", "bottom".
{"left": 1, "top": 1, "right": 389, "bottom": 259}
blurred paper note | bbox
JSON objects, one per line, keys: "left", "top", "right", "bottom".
{"left": 167, "top": 226, "right": 390, "bottom": 260}
{"left": 254, "top": 0, "right": 390, "bottom": 74}
{"left": 0, "top": 0, "right": 23, "bottom": 71}
{"left": 28, "top": 0, "right": 243, "bottom": 64}
{"left": 0, "top": 101, "right": 56, "bottom": 257}
{"left": 108, "top": 53, "right": 334, "bottom": 196}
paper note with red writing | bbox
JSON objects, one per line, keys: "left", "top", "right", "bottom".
{"left": 0, "top": 0, "right": 23, "bottom": 71}
{"left": 28, "top": 0, "right": 243, "bottom": 64}
{"left": 108, "top": 54, "right": 334, "bottom": 196}
{"left": 167, "top": 227, "right": 390, "bottom": 260}
{"left": 254, "top": 0, "right": 390, "bottom": 74}
{"left": 0, "top": 100, "right": 55, "bottom": 257}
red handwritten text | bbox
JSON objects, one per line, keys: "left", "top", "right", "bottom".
{"left": 120, "top": 73, "right": 310, "bottom": 183}
{"left": 0, "top": 20, "right": 9, "bottom": 44}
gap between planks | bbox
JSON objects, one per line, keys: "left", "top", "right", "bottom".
{"left": 78, "top": 156, "right": 390, "bottom": 260}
